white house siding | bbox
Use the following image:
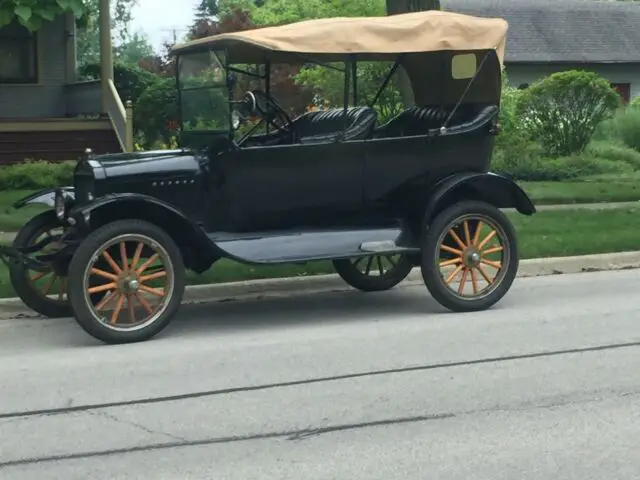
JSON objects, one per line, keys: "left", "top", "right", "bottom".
{"left": 505, "top": 63, "right": 640, "bottom": 101}
{"left": 0, "top": 15, "right": 69, "bottom": 118}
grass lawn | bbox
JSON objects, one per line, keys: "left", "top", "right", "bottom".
{"left": 0, "top": 207, "right": 639, "bottom": 299}
{"left": 0, "top": 190, "right": 46, "bottom": 232}
{"left": 520, "top": 172, "right": 640, "bottom": 205}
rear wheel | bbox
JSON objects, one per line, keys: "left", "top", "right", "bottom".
{"left": 333, "top": 254, "right": 414, "bottom": 292}
{"left": 67, "top": 219, "right": 185, "bottom": 344}
{"left": 9, "top": 210, "right": 71, "bottom": 318}
{"left": 421, "top": 200, "right": 519, "bottom": 312}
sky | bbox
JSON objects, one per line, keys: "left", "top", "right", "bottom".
{"left": 129, "top": 0, "right": 200, "bottom": 52}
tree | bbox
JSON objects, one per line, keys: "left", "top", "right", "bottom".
{"left": 0, "top": 0, "right": 85, "bottom": 30}
{"left": 194, "top": 0, "right": 219, "bottom": 19}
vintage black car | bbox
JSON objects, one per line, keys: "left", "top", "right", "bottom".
{"left": 0, "top": 11, "right": 535, "bottom": 344}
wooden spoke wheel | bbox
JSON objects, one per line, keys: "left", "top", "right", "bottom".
{"left": 333, "top": 254, "right": 414, "bottom": 292}
{"left": 67, "top": 220, "right": 185, "bottom": 344}
{"left": 9, "top": 210, "right": 72, "bottom": 318}
{"left": 421, "top": 200, "right": 519, "bottom": 312}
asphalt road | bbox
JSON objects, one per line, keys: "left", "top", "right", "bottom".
{"left": 1, "top": 269, "right": 639, "bottom": 479}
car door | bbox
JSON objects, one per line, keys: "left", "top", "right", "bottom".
{"left": 214, "top": 139, "right": 366, "bottom": 232}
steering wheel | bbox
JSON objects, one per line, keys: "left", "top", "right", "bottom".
{"left": 240, "top": 89, "right": 294, "bottom": 134}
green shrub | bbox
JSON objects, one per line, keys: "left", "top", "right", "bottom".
{"left": 79, "top": 62, "right": 158, "bottom": 105}
{"left": 585, "top": 141, "right": 640, "bottom": 168}
{"left": 134, "top": 78, "right": 179, "bottom": 145}
{"left": 630, "top": 96, "right": 640, "bottom": 108}
{"left": 516, "top": 70, "right": 622, "bottom": 157}
{"left": 604, "top": 107, "right": 640, "bottom": 152}
{"left": 493, "top": 152, "right": 631, "bottom": 181}
{"left": 0, "top": 161, "right": 74, "bottom": 190}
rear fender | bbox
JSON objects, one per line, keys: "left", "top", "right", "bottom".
{"left": 424, "top": 172, "right": 536, "bottom": 222}
{"left": 69, "top": 193, "right": 217, "bottom": 273}
{"left": 13, "top": 187, "right": 75, "bottom": 209}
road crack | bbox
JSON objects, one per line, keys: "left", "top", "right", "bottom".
{"left": 88, "top": 410, "right": 188, "bottom": 443}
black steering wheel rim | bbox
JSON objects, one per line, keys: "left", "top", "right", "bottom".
{"left": 248, "top": 89, "right": 294, "bottom": 133}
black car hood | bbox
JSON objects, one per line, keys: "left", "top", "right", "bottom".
{"left": 90, "top": 149, "right": 201, "bottom": 179}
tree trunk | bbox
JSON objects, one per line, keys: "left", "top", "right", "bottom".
{"left": 385, "top": 0, "right": 441, "bottom": 106}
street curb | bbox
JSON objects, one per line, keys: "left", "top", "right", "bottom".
{"left": 1, "top": 251, "right": 640, "bottom": 318}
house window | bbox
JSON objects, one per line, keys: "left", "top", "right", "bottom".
{"left": 0, "top": 23, "right": 38, "bottom": 84}
{"left": 611, "top": 83, "right": 631, "bottom": 104}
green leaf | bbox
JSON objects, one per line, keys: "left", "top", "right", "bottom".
{"left": 0, "top": 5, "right": 14, "bottom": 28}
{"left": 34, "top": 6, "right": 58, "bottom": 21}
{"left": 14, "top": 5, "right": 33, "bottom": 22}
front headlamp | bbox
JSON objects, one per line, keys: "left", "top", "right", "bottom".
{"left": 54, "top": 190, "right": 66, "bottom": 220}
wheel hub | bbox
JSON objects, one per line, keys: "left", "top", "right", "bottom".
{"left": 119, "top": 275, "right": 140, "bottom": 293}
{"left": 463, "top": 248, "right": 481, "bottom": 267}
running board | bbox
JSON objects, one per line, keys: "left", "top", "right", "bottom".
{"left": 208, "top": 227, "right": 420, "bottom": 264}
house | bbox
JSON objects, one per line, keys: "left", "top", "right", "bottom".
{"left": 442, "top": 0, "right": 640, "bottom": 103}
{"left": 0, "top": 0, "right": 132, "bottom": 164}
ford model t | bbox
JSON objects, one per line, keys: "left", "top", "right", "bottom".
{"left": 0, "top": 11, "right": 535, "bottom": 344}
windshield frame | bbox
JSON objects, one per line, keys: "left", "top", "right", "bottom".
{"left": 176, "top": 48, "right": 233, "bottom": 138}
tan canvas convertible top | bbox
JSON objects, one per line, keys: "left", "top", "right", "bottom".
{"left": 171, "top": 11, "right": 508, "bottom": 65}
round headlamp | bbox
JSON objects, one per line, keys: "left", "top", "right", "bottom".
{"left": 54, "top": 191, "right": 66, "bottom": 220}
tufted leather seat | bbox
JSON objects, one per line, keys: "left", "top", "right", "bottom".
{"left": 291, "top": 107, "right": 378, "bottom": 143}
{"left": 374, "top": 104, "right": 499, "bottom": 138}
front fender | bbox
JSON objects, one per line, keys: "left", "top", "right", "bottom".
{"left": 424, "top": 172, "right": 536, "bottom": 221}
{"left": 13, "top": 187, "right": 75, "bottom": 209}
{"left": 68, "top": 193, "right": 217, "bottom": 272}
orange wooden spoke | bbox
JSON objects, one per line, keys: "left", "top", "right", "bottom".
{"left": 476, "top": 265, "right": 493, "bottom": 284}
{"left": 127, "top": 295, "right": 136, "bottom": 323}
{"left": 439, "top": 257, "right": 462, "bottom": 267}
{"left": 470, "top": 268, "right": 479, "bottom": 294}
{"left": 480, "top": 259, "right": 502, "bottom": 269}
{"left": 95, "top": 290, "right": 118, "bottom": 312}
{"left": 131, "top": 242, "right": 144, "bottom": 270}
{"left": 119, "top": 241, "right": 129, "bottom": 271}
{"left": 140, "top": 270, "right": 167, "bottom": 283}
{"left": 110, "top": 294, "right": 125, "bottom": 325}
{"left": 457, "top": 268, "right": 469, "bottom": 295}
{"left": 88, "top": 282, "right": 117, "bottom": 294}
{"left": 477, "top": 230, "right": 497, "bottom": 250}
{"left": 448, "top": 229, "right": 467, "bottom": 250}
{"left": 136, "top": 253, "right": 159, "bottom": 275}
{"left": 463, "top": 220, "right": 472, "bottom": 247}
{"left": 139, "top": 284, "right": 166, "bottom": 297}
{"left": 58, "top": 277, "right": 66, "bottom": 301}
{"left": 472, "top": 221, "right": 483, "bottom": 246}
{"left": 42, "top": 275, "right": 56, "bottom": 295}
{"left": 482, "top": 245, "right": 504, "bottom": 255}
{"left": 90, "top": 267, "right": 119, "bottom": 281}
{"left": 30, "top": 271, "right": 49, "bottom": 282}
{"left": 102, "top": 250, "right": 122, "bottom": 274}
{"left": 445, "top": 264, "right": 465, "bottom": 285}
{"left": 440, "top": 244, "right": 463, "bottom": 256}
{"left": 135, "top": 293, "right": 154, "bottom": 314}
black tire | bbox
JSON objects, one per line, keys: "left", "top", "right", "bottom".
{"left": 421, "top": 200, "right": 519, "bottom": 312}
{"left": 9, "top": 210, "right": 72, "bottom": 318}
{"left": 333, "top": 254, "right": 414, "bottom": 292}
{"left": 67, "top": 219, "right": 186, "bottom": 344}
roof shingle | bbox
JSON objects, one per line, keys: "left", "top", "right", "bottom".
{"left": 441, "top": 0, "right": 640, "bottom": 63}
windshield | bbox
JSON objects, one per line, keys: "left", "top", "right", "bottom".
{"left": 177, "top": 50, "right": 230, "bottom": 133}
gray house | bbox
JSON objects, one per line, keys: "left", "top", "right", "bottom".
{"left": 442, "top": 0, "right": 640, "bottom": 102}
{"left": 0, "top": 0, "right": 132, "bottom": 164}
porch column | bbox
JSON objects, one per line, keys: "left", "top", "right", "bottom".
{"left": 99, "top": 0, "right": 114, "bottom": 112}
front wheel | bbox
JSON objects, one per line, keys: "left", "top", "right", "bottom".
{"left": 421, "top": 200, "right": 519, "bottom": 312}
{"left": 9, "top": 210, "right": 72, "bottom": 318}
{"left": 67, "top": 219, "right": 186, "bottom": 344}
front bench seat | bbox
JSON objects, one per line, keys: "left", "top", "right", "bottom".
{"left": 291, "top": 107, "right": 377, "bottom": 144}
